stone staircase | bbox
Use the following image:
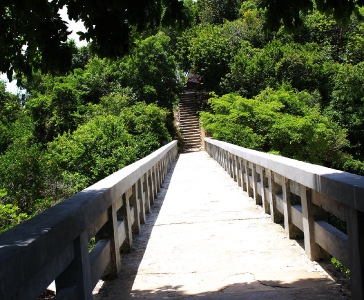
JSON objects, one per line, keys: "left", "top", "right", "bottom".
{"left": 178, "top": 90, "right": 202, "bottom": 152}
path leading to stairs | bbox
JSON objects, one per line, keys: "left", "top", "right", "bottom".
{"left": 93, "top": 151, "right": 348, "bottom": 299}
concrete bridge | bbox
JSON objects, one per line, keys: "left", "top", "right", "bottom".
{"left": 0, "top": 139, "right": 363, "bottom": 299}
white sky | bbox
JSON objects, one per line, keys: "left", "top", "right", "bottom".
{"left": 1, "top": 6, "right": 87, "bottom": 94}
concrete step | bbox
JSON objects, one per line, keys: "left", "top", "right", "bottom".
{"left": 180, "top": 115, "right": 198, "bottom": 119}
{"left": 180, "top": 100, "right": 197, "bottom": 104}
{"left": 180, "top": 118, "right": 199, "bottom": 122}
{"left": 183, "top": 143, "right": 202, "bottom": 148}
{"left": 181, "top": 125, "right": 200, "bottom": 130}
{"left": 183, "top": 139, "right": 201, "bottom": 144}
{"left": 181, "top": 128, "right": 200, "bottom": 133}
{"left": 180, "top": 106, "right": 198, "bottom": 110}
{"left": 182, "top": 133, "right": 201, "bottom": 138}
{"left": 180, "top": 124, "right": 200, "bottom": 129}
{"left": 180, "top": 101, "right": 198, "bottom": 106}
{"left": 179, "top": 106, "right": 198, "bottom": 112}
{"left": 182, "top": 132, "right": 201, "bottom": 139}
{"left": 179, "top": 112, "right": 198, "bottom": 117}
{"left": 180, "top": 103, "right": 198, "bottom": 107}
{"left": 180, "top": 126, "right": 200, "bottom": 131}
{"left": 182, "top": 134, "right": 201, "bottom": 139}
{"left": 183, "top": 143, "right": 202, "bottom": 147}
{"left": 181, "top": 134, "right": 200, "bottom": 138}
{"left": 180, "top": 119, "right": 199, "bottom": 123}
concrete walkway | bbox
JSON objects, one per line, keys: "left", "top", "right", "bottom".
{"left": 93, "top": 152, "right": 348, "bottom": 299}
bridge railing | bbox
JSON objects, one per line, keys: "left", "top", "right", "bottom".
{"left": 205, "top": 138, "right": 364, "bottom": 299}
{"left": 0, "top": 141, "right": 178, "bottom": 300}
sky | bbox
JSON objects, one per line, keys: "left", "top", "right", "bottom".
{"left": 0, "top": 7, "right": 87, "bottom": 94}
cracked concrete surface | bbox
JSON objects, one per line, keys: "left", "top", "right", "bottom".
{"left": 93, "top": 151, "right": 349, "bottom": 299}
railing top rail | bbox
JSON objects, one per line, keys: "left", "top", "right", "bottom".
{"left": 0, "top": 141, "right": 177, "bottom": 293}
{"left": 205, "top": 138, "right": 364, "bottom": 212}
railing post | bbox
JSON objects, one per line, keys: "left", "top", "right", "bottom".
{"left": 300, "top": 187, "right": 313, "bottom": 254}
{"left": 243, "top": 160, "right": 251, "bottom": 196}
{"left": 219, "top": 148, "right": 222, "bottom": 166}
{"left": 251, "top": 163, "right": 261, "bottom": 206}
{"left": 225, "top": 150, "right": 228, "bottom": 172}
{"left": 130, "top": 183, "right": 140, "bottom": 234}
{"left": 55, "top": 231, "right": 92, "bottom": 299}
{"left": 156, "top": 161, "right": 161, "bottom": 191}
{"left": 246, "top": 162, "right": 255, "bottom": 199}
{"left": 152, "top": 165, "right": 158, "bottom": 198}
{"left": 256, "top": 166, "right": 269, "bottom": 213}
{"left": 223, "top": 150, "right": 227, "bottom": 172}
{"left": 138, "top": 177, "right": 146, "bottom": 224}
{"left": 232, "top": 155, "right": 237, "bottom": 181}
{"left": 237, "top": 158, "right": 242, "bottom": 187}
{"left": 144, "top": 172, "right": 151, "bottom": 214}
{"left": 266, "top": 170, "right": 277, "bottom": 222}
{"left": 280, "top": 177, "right": 301, "bottom": 239}
{"left": 229, "top": 153, "right": 234, "bottom": 178}
{"left": 162, "top": 156, "right": 166, "bottom": 179}
{"left": 347, "top": 208, "right": 364, "bottom": 299}
{"left": 120, "top": 188, "right": 133, "bottom": 253}
{"left": 148, "top": 168, "right": 155, "bottom": 205}
{"left": 154, "top": 164, "right": 159, "bottom": 194}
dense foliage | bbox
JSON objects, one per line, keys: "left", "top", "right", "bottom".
{"left": 200, "top": 86, "right": 348, "bottom": 166}
{"left": 0, "top": 0, "right": 187, "bottom": 82}
{"left": 174, "top": 1, "right": 364, "bottom": 177}
{"left": 0, "top": 32, "right": 181, "bottom": 233}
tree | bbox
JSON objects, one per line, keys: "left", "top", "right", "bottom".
{"left": 0, "top": 0, "right": 188, "bottom": 82}
{"left": 198, "top": 0, "right": 242, "bottom": 24}
{"left": 0, "top": 81, "right": 22, "bottom": 153}
{"left": 326, "top": 62, "right": 364, "bottom": 159}
{"left": 45, "top": 95, "right": 171, "bottom": 191}
{"left": 119, "top": 33, "right": 183, "bottom": 110}
{"left": 259, "top": 0, "right": 364, "bottom": 32}
{"left": 181, "top": 22, "right": 244, "bottom": 92}
{"left": 200, "top": 86, "right": 348, "bottom": 166}
{"left": 221, "top": 40, "right": 337, "bottom": 102}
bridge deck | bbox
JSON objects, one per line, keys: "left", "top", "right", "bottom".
{"left": 93, "top": 151, "right": 347, "bottom": 299}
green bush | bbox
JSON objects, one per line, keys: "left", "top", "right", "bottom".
{"left": 201, "top": 86, "right": 348, "bottom": 166}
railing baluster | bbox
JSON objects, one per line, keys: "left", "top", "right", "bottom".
{"left": 256, "top": 165, "right": 269, "bottom": 213}
{"left": 243, "top": 160, "right": 250, "bottom": 196}
{"left": 237, "top": 158, "right": 242, "bottom": 187}
{"left": 139, "top": 177, "right": 146, "bottom": 224}
{"left": 144, "top": 171, "right": 152, "bottom": 212}
{"left": 251, "top": 163, "right": 261, "bottom": 206}
{"left": 120, "top": 188, "right": 133, "bottom": 253}
{"left": 148, "top": 168, "right": 155, "bottom": 205}
{"left": 300, "top": 185, "right": 329, "bottom": 261}
{"left": 56, "top": 231, "right": 92, "bottom": 299}
{"left": 130, "top": 183, "right": 141, "bottom": 234}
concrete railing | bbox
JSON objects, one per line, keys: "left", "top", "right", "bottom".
{"left": 0, "top": 141, "right": 178, "bottom": 300}
{"left": 205, "top": 138, "right": 364, "bottom": 299}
